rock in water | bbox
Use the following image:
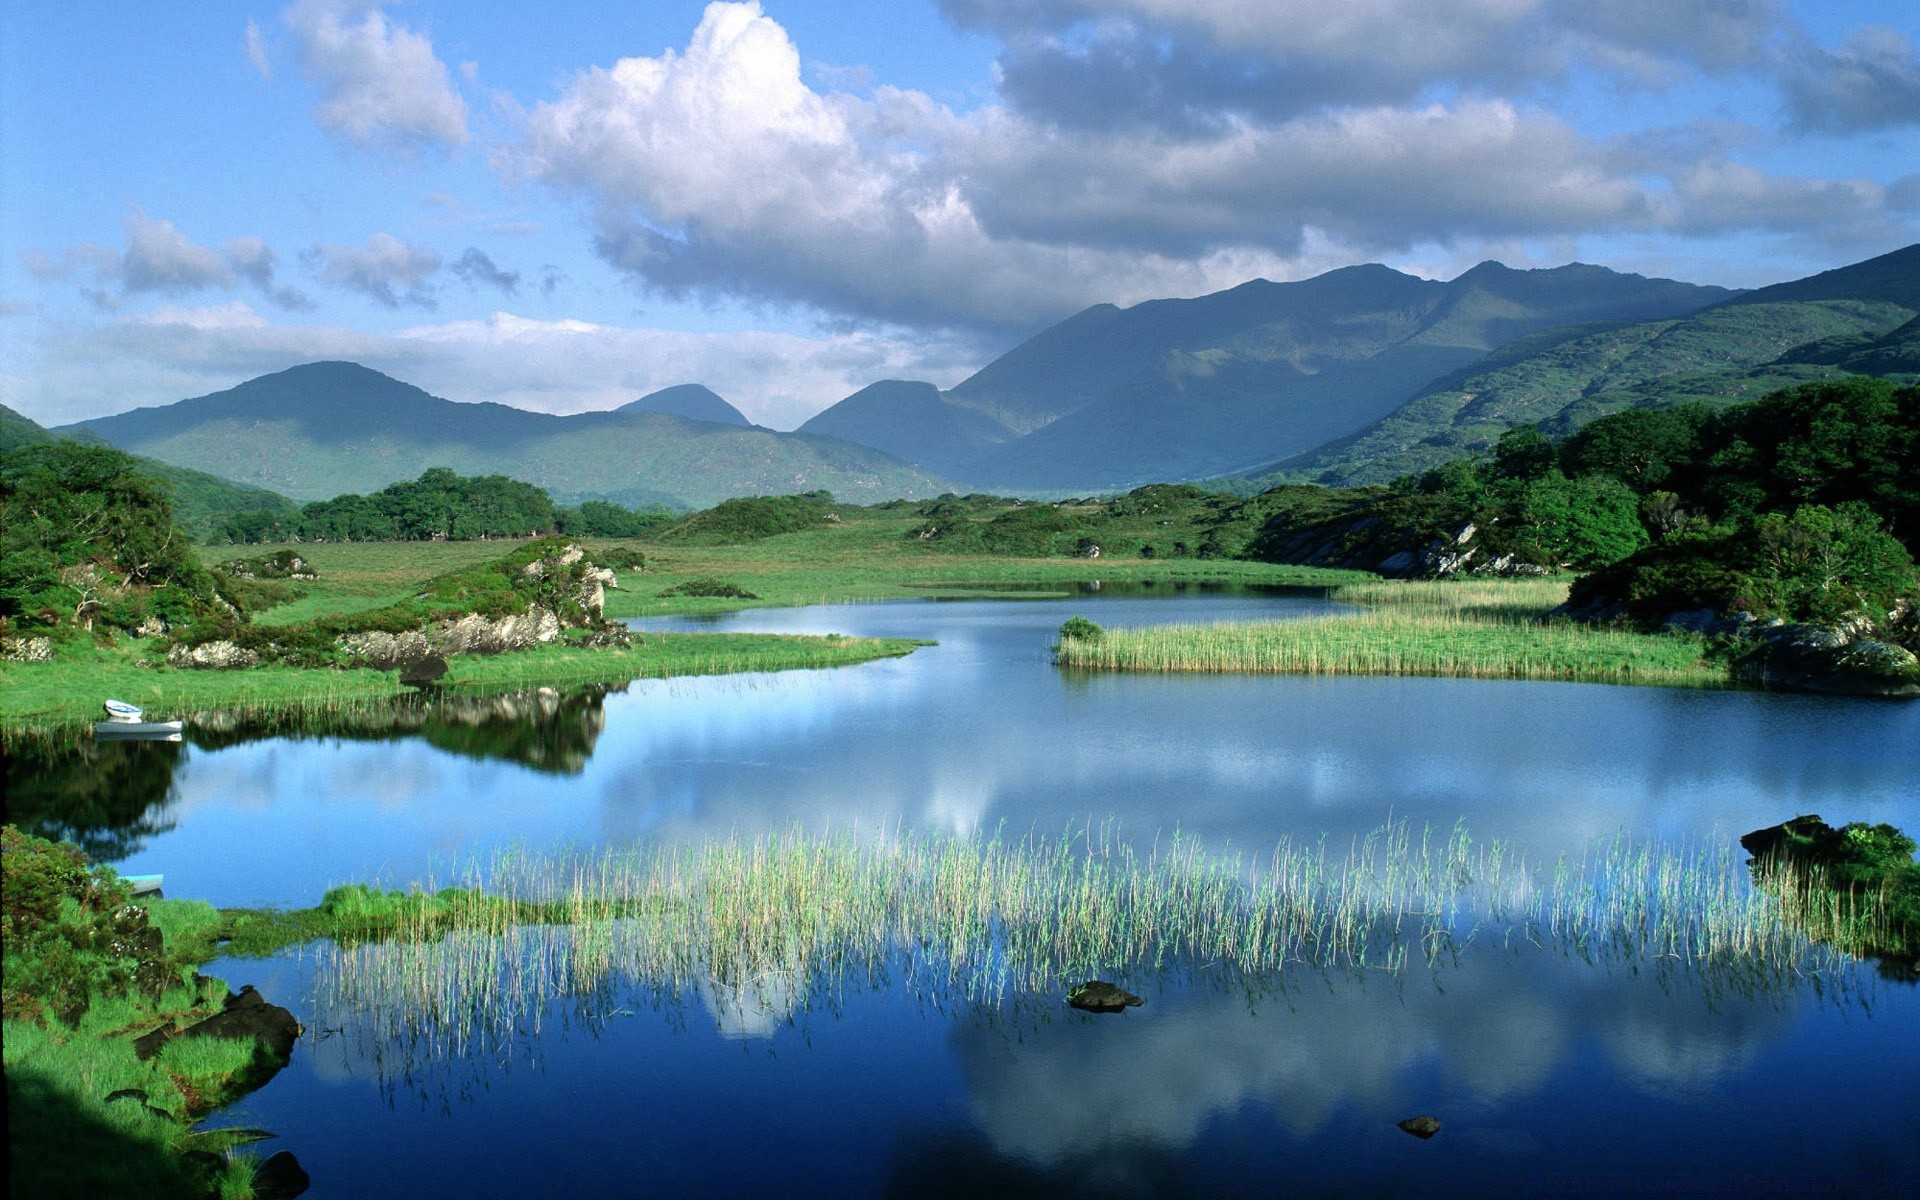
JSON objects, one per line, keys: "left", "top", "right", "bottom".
{"left": 252, "top": 1151, "right": 311, "bottom": 1200}
{"left": 1066, "top": 980, "right": 1143, "bottom": 1013}
{"left": 1398, "top": 1115, "right": 1441, "bottom": 1139}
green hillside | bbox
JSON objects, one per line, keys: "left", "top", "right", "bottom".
{"left": 0, "top": 404, "right": 53, "bottom": 451}
{"left": 1242, "top": 298, "right": 1918, "bottom": 488}
{"left": 60, "top": 362, "right": 954, "bottom": 509}
{"left": 2, "top": 403, "right": 299, "bottom": 540}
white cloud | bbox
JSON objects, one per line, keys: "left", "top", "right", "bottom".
{"left": 25, "top": 210, "right": 309, "bottom": 310}
{"left": 305, "top": 232, "right": 442, "bottom": 308}
{"left": 244, "top": 15, "right": 274, "bottom": 82}
{"left": 284, "top": 0, "right": 468, "bottom": 154}
{"left": 508, "top": 3, "right": 1916, "bottom": 338}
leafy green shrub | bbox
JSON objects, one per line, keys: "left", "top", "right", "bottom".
{"left": 1, "top": 827, "right": 183, "bottom": 1026}
{"left": 596, "top": 546, "right": 647, "bottom": 571}
{"left": 656, "top": 494, "right": 833, "bottom": 544}
{"left": 1058, "top": 616, "right": 1104, "bottom": 643}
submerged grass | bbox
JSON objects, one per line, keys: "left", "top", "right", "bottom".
{"left": 1056, "top": 578, "right": 1725, "bottom": 687}
{"left": 307, "top": 823, "right": 1895, "bottom": 1065}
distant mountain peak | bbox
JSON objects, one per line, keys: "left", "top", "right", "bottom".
{"left": 616, "top": 384, "right": 751, "bottom": 427}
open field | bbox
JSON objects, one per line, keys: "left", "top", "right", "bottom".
{"left": 195, "top": 508, "right": 1366, "bottom": 623}
{"left": 1056, "top": 576, "right": 1726, "bottom": 687}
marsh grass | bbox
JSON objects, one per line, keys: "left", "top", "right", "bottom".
{"left": 1055, "top": 578, "right": 1724, "bottom": 686}
{"left": 309, "top": 823, "right": 1892, "bottom": 1067}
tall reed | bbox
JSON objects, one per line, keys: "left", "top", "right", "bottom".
{"left": 309, "top": 823, "right": 1890, "bottom": 1066}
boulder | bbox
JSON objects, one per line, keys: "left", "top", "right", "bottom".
{"left": 428, "top": 606, "right": 562, "bottom": 655}
{"left": 398, "top": 652, "right": 449, "bottom": 686}
{"left": 1066, "top": 980, "right": 1143, "bottom": 1013}
{"left": 134, "top": 985, "right": 301, "bottom": 1064}
{"left": 252, "top": 1151, "right": 311, "bottom": 1200}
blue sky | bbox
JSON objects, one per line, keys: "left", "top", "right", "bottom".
{"left": 3, "top": 0, "right": 1916, "bottom": 428}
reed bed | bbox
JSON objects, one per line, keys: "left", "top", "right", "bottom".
{"left": 1056, "top": 578, "right": 1722, "bottom": 686}
{"left": 308, "top": 823, "right": 1892, "bottom": 1066}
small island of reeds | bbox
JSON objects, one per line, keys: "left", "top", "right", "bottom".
{"left": 1053, "top": 578, "right": 1727, "bottom": 687}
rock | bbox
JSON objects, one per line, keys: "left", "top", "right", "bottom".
{"left": 134, "top": 985, "right": 302, "bottom": 1065}
{"left": 336, "top": 629, "right": 433, "bottom": 669}
{"left": 133, "top": 617, "right": 168, "bottom": 638}
{"left": 2, "top": 635, "right": 53, "bottom": 662}
{"left": 1734, "top": 620, "right": 1920, "bottom": 698}
{"left": 398, "top": 652, "right": 449, "bottom": 687}
{"left": 1398, "top": 1115, "right": 1442, "bottom": 1139}
{"left": 1452, "top": 523, "right": 1477, "bottom": 546}
{"left": 1376, "top": 551, "right": 1416, "bottom": 575}
{"left": 165, "top": 640, "right": 260, "bottom": 670}
{"left": 1066, "top": 980, "right": 1143, "bottom": 1013}
{"left": 428, "top": 606, "right": 562, "bottom": 655}
{"left": 252, "top": 1151, "right": 311, "bottom": 1200}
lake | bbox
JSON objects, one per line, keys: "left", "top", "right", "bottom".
{"left": 10, "top": 587, "right": 1920, "bottom": 1197}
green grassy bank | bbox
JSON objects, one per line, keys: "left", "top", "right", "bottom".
{"left": 1055, "top": 577, "right": 1727, "bottom": 687}
{"left": 3, "top": 830, "right": 281, "bottom": 1199}
{"left": 0, "top": 632, "right": 925, "bottom": 727}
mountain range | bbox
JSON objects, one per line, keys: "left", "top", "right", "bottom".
{"left": 55, "top": 363, "right": 948, "bottom": 510}
{"left": 800, "top": 259, "right": 1738, "bottom": 488}
{"left": 38, "top": 244, "right": 1920, "bottom": 510}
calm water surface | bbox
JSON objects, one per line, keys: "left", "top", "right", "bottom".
{"left": 11, "top": 588, "right": 1920, "bottom": 1197}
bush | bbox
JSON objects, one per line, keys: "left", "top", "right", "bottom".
{"left": 1057, "top": 616, "right": 1104, "bottom": 644}
{"left": 659, "top": 577, "right": 758, "bottom": 599}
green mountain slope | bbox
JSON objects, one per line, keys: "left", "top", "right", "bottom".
{"left": 1, "top": 403, "right": 54, "bottom": 451}
{"left": 615, "top": 384, "right": 752, "bottom": 427}
{"left": 59, "top": 362, "right": 952, "bottom": 509}
{"left": 1241, "top": 288, "right": 1919, "bottom": 488}
{"left": 810, "top": 260, "right": 1729, "bottom": 492}
{"left": 796, "top": 380, "right": 1012, "bottom": 475}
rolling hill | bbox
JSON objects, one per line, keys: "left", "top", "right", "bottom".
{"left": 803, "top": 260, "right": 1732, "bottom": 491}
{"left": 4, "top": 402, "right": 300, "bottom": 540}
{"left": 58, "top": 362, "right": 953, "bottom": 510}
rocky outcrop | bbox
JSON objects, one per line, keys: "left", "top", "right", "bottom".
{"left": 165, "top": 640, "right": 261, "bottom": 670}
{"left": 429, "top": 606, "right": 563, "bottom": 655}
{"left": 2, "top": 635, "right": 53, "bottom": 662}
{"left": 337, "top": 629, "right": 434, "bottom": 669}
{"left": 1258, "top": 514, "right": 1554, "bottom": 579}
{"left": 1732, "top": 618, "right": 1920, "bottom": 698}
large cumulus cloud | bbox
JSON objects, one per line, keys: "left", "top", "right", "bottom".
{"left": 512, "top": 2, "right": 1913, "bottom": 336}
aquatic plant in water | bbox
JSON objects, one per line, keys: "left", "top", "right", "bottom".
{"left": 306, "top": 822, "right": 1897, "bottom": 1076}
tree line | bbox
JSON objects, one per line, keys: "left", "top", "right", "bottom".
{"left": 217, "top": 468, "right": 672, "bottom": 543}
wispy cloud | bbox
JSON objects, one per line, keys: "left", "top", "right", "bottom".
{"left": 244, "top": 15, "right": 274, "bottom": 82}
{"left": 305, "top": 232, "right": 443, "bottom": 308}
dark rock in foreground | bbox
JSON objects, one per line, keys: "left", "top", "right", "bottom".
{"left": 253, "top": 1150, "right": 312, "bottom": 1200}
{"left": 1066, "top": 980, "right": 1143, "bottom": 1013}
{"left": 135, "top": 985, "right": 302, "bottom": 1090}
